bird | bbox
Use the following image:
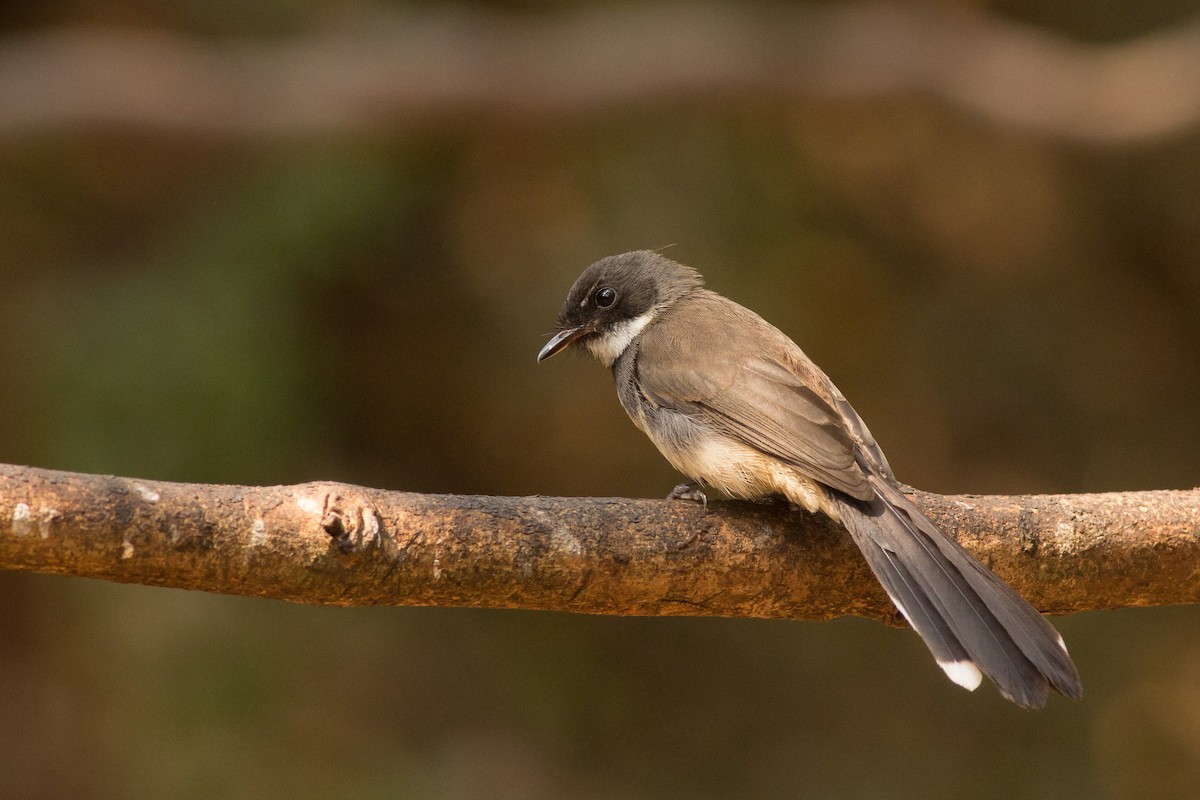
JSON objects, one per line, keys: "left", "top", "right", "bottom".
{"left": 537, "top": 250, "right": 1081, "bottom": 708}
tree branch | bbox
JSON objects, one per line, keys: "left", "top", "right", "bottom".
{"left": 1, "top": 463, "right": 1197, "bottom": 621}
{"left": 1, "top": 3, "right": 1199, "bottom": 142}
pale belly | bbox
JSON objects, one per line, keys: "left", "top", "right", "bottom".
{"left": 629, "top": 403, "right": 840, "bottom": 520}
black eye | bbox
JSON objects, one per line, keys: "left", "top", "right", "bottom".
{"left": 595, "top": 287, "right": 617, "bottom": 308}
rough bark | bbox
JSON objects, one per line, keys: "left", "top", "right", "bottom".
{"left": 1, "top": 463, "right": 1197, "bottom": 621}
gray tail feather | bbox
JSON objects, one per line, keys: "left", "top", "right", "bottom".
{"left": 831, "top": 477, "right": 1082, "bottom": 709}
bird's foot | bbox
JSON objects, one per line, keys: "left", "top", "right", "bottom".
{"left": 667, "top": 480, "right": 708, "bottom": 509}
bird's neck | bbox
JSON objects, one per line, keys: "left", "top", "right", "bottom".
{"left": 584, "top": 309, "right": 659, "bottom": 367}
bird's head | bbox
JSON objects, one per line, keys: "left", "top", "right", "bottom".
{"left": 537, "top": 250, "right": 704, "bottom": 367}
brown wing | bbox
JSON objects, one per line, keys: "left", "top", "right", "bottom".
{"left": 635, "top": 291, "right": 874, "bottom": 500}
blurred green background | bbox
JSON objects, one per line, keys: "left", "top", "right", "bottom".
{"left": 3, "top": 1, "right": 1200, "bottom": 798}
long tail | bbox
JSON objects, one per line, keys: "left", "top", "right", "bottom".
{"left": 830, "top": 476, "right": 1082, "bottom": 709}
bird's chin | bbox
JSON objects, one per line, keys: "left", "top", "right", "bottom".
{"left": 582, "top": 311, "right": 657, "bottom": 367}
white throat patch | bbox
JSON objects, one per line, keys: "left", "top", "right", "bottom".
{"left": 584, "top": 309, "right": 657, "bottom": 367}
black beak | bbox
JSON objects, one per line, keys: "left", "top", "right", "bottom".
{"left": 537, "top": 326, "right": 589, "bottom": 362}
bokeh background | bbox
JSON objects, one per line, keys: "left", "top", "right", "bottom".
{"left": 3, "top": 2, "right": 1200, "bottom": 798}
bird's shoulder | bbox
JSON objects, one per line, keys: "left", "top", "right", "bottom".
{"left": 637, "top": 290, "right": 832, "bottom": 402}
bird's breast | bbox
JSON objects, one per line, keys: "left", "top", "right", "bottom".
{"left": 626, "top": 399, "right": 839, "bottom": 519}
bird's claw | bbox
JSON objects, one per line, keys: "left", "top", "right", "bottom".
{"left": 667, "top": 480, "right": 708, "bottom": 509}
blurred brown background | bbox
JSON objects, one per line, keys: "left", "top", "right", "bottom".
{"left": 2, "top": 1, "right": 1200, "bottom": 798}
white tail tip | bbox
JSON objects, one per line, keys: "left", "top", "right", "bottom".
{"left": 939, "top": 659, "right": 984, "bottom": 691}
